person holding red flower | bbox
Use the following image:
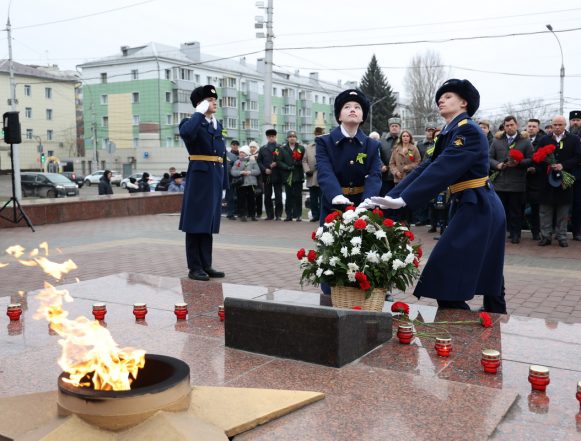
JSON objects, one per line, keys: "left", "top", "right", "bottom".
{"left": 535, "top": 115, "right": 581, "bottom": 247}
{"left": 489, "top": 115, "right": 533, "bottom": 244}
{"left": 277, "top": 131, "right": 306, "bottom": 221}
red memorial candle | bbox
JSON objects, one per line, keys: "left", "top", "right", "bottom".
{"left": 481, "top": 349, "right": 501, "bottom": 374}
{"left": 434, "top": 337, "right": 452, "bottom": 357}
{"left": 528, "top": 365, "right": 550, "bottom": 392}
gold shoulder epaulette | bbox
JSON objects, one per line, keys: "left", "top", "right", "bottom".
{"left": 458, "top": 119, "right": 468, "bottom": 127}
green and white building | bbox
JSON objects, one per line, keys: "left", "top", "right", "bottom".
{"left": 79, "top": 42, "right": 351, "bottom": 176}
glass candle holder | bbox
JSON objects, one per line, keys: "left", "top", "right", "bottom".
{"left": 133, "top": 303, "right": 148, "bottom": 320}
{"left": 528, "top": 365, "right": 550, "bottom": 392}
{"left": 174, "top": 302, "right": 188, "bottom": 320}
{"left": 218, "top": 305, "right": 225, "bottom": 322}
{"left": 481, "top": 349, "right": 501, "bottom": 374}
{"left": 6, "top": 303, "right": 22, "bottom": 321}
{"left": 92, "top": 303, "right": 107, "bottom": 321}
{"left": 396, "top": 323, "right": 414, "bottom": 344}
{"left": 434, "top": 337, "right": 452, "bottom": 357}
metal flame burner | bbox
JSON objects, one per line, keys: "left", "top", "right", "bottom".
{"left": 57, "top": 354, "right": 191, "bottom": 431}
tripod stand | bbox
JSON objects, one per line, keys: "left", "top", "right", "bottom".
{"left": 0, "top": 143, "right": 35, "bottom": 232}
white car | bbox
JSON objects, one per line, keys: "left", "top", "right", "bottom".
{"left": 120, "top": 173, "right": 160, "bottom": 190}
{"left": 84, "top": 170, "right": 122, "bottom": 186}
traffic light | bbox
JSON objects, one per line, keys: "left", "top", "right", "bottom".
{"left": 40, "top": 152, "right": 46, "bottom": 164}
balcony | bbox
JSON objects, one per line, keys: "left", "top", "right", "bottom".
{"left": 283, "top": 95, "right": 296, "bottom": 105}
{"left": 299, "top": 99, "right": 312, "bottom": 110}
{"left": 221, "top": 87, "right": 237, "bottom": 98}
{"left": 245, "top": 128, "right": 260, "bottom": 139}
{"left": 244, "top": 109, "right": 259, "bottom": 119}
{"left": 221, "top": 107, "right": 238, "bottom": 118}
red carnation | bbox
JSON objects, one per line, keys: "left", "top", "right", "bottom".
{"left": 297, "top": 248, "right": 306, "bottom": 260}
{"left": 372, "top": 208, "right": 384, "bottom": 217}
{"left": 416, "top": 247, "right": 423, "bottom": 258}
{"left": 312, "top": 231, "right": 317, "bottom": 241}
{"left": 351, "top": 306, "right": 362, "bottom": 310}
{"left": 292, "top": 149, "right": 303, "bottom": 161}
{"left": 391, "top": 301, "right": 410, "bottom": 315}
{"left": 324, "top": 211, "right": 341, "bottom": 224}
{"left": 307, "top": 249, "right": 317, "bottom": 263}
{"left": 355, "top": 272, "right": 367, "bottom": 282}
{"left": 413, "top": 258, "right": 419, "bottom": 268}
{"left": 532, "top": 144, "right": 555, "bottom": 163}
{"left": 355, "top": 272, "right": 371, "bottom": 290}
{"left": 354, "top": 219, "right": 367, "bottom": 230}
{"left": 383, "top": 218, "right": 394, "bottom": 227}
{"left": 509, "top": 149, "right": 524, "bottom": 162}
{"left": 404, "top": 230, "right": 415, "bottom": 241}
{"left": 346, "top": 205, "right": 355, "bottom": 211}
{"left": 479, "top": 312, "right": 493, "bottom": 328}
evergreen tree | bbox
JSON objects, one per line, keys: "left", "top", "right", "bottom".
{"left": 359, "top": 54, "right": 397, "bottom": 134}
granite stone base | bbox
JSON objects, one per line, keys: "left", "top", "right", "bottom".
{"left": 224, "top": 297, "right": 392, "bottom": 367}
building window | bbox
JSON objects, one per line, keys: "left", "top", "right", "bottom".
{"left": 322, "top": 96, "right": 326, "bottom": 104}
{"left": 45, "top": 87, "right": 52, "bottom": 99}
{"left": 100, "top": 73, "right": 107, "bottom": 84}
{"left": 46, "top": 109, "right": 53, "bottom": 120}
{"left": 24, "top": 85, "right": 31, "bottom": 96}
{"left": 314, "top": 95, "right": 319, "bottom": 103}
{"left": 166, "top": 114, "right": 172, "bottom": 125}
{"left": 249, "top": 101, "right": 258, "bottom": 111}
{"left": 132, "top": 92, "right": 140, "bottom": 104}
{"left": 195, "top": 74, "right": 200, "bottom": 83}
{"left": 224, "top": 97, "right": 237, "bottom": 108}
{"left": 224, "top": 118, "right": 237, "bottom": 129}
{"left": 250, "top": 119, "right": 259, "bottom": 129}
{"left": 26, "top": 129, "right": 33, "bottom": 139}
{"left": 131, "top": 69, "right": 138, "bottom": 80}
{"left": 25, "top": 107, "right": 32, "bottom": 118}
{"left": 102, "top": 138, "right": 110, "bottom": 150}
{"left": 165, "top": 92, "right": 171, "bottom": 103}
{"left": 100, "top": 94, "right": 108, "bottom": 105}
{"left": 102, "top": 116, "right": 109, "bottom": 127}
{"left": 179, "top": 68, "right": 192, "bottom": 81}
{"left": 46, "top": 130, "right": 53, "bottom": 141}
{"left": 273, "top": 87, "right": 277, "bottom": 96}
{"left": 133, "top": 115, "right": 140, "bottom": 125}
{"left": 227, "top": 77, "right": 236, "bottom": 88}
{"left": 165, "top": 69, "right": 171, "bottom": 80}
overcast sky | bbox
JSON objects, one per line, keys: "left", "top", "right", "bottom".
{"left": 2, "top": 0, "right": 581, "bottom": 122}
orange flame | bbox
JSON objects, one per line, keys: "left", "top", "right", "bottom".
{"left": 4, "top": 244, "right": 146, "bottom": 391}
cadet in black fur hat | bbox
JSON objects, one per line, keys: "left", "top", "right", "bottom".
{"left": 333, "top": 89, "right": 370, "bottom": 124}
{"left": 190, "top": 85, "right": 218, "bottom": 107}
{"left": 435, "top": 79, "right": 480, "bottom": 116}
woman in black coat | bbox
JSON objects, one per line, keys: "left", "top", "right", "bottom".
{"left": 98, "top": 170, "right": 114, "bottom": 195}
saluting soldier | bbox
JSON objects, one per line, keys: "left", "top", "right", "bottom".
{"left": 179, "top": 85, "right": 228, "bottom": 281}
{"left": 316, "top": 89, "right": 382, "bottom": 226}
{"left": 367, "top": 79, "right": 507, "bottom": 313}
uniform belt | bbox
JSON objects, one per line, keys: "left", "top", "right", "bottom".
{"left": 449, "top": 177, "right": 488, "bottom": 194}
{"left": 342, "top": 186, "right": 364, "bottom": 195}
{"left": 188, "top": 155, "right": 223, "bottom": 163}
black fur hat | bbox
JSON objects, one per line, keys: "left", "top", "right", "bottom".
{"left": 190, "top": 85, "right": 218, "bottom": 107}
{"left": 265, "top": 129, "right": 277, "bottom": 136}
{"left": 334, "top": 89, "right": 370, "bottom": 124}
{"left": 569, "top": 110, "right": 581, "bottom": 120}
{"left": 435, "top": 79, "right": 480, "bottom": 116}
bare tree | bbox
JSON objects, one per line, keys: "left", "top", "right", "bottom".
{"left": 404, "top": 50, "right": 446, "bottom": 136}
{"left": 480, "top": 98, "right": 559, "bottom": 134}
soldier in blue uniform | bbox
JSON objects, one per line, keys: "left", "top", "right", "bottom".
{"left": 179, "top": 85, "right": 228, "bottom": 281}
{"left": 366, "top": 79, "right": 506, "bottom": 313}
{"left": 316, "top": 89, "right": 382, "bottom": 225}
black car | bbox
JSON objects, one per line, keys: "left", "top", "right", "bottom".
{"left": 61, "top": 171, "right": 85, "bottom": 188}
{"left": 21, "top": 172, "right": 79, "bottom": 198}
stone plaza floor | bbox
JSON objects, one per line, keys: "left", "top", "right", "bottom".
{"left": 1, "top": 214, "right": 581, "bottom": 439}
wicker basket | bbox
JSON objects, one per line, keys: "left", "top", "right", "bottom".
{"left": 330, "top": 286, "right": 385, "bottom": 311}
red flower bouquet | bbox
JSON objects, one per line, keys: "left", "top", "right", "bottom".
{"left": 532, "top": 144, "right": 575, "bottom": 189}
{"left": 508, "top": 149, "right": 524, "bottom": 163}
{"left": 292, "top": 149, "right": 303, "bottom": 161}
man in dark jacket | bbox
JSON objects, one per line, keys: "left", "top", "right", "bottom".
{"left": 278, "top": 131, "right": 305, "bottom": 221}
{"left": 569, "top": 110, "right": 581, "bottom": 240}
{"left": 179, "top": 85, "right": 228, "bottom": 281}
{"left": 138, "top": 172, "right": 151, "bottom": 192}
{"left": 537, "top": 115, "right": 581, "bottom": 247}
{"left": 525, "top": 118, "right": 545, "bottom": 240}
{"left": 379, "top": 117, "right": 400, "bottom": 195}
{"left": 489, "top": 115, "right": 533, "bottom": 243}
{"left": 98, "top": 170, "right": 113, "bottom": 195}
{"left": 225, "top": 140, "right": 240, "bottom": 219}
{"left": 257, "top": 129, "right": 283, "bottom": 220}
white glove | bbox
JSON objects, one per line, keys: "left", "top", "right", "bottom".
{"left": 195, "top": 99, "right": 210, "bottom": 114}
{"left": 369, "top": 196, "right": 406, "bottom": 209}
{"left": 331, "top": 194, "right": 352, "bottom": 205}
{"left": 358, "top": 198, "right": 375, "bottom": 209}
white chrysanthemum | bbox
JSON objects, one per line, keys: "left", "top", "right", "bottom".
{"left": 366, "top": 251, "right": 380, "bottom": 263}
{"left": 406, "top": 244, "right": 413, "bottom": 252}
{"left": 341, "top": 246, "right": 349, "bottom": 257}
{"left": 329, "top": 256, "right": 340, "bottom": 267}
{"left": 351, "top": 247, "right": 361, "bottom": 255}
{"left": 381, "top": 252, "right": 393, "bottom": 262}
{"left": 342, "top": 210, "right": 358, "bottom": 222}
{"left": 347, "top": 262, "right": 360, "bottom": 271}
{"left": 404, "top": 253, "right": 415, "bottom": 264}
{"left": 350, "top": 237, "right": 362, "bottom": 246}
{"left": 365, "top": 224, "right": 376, "bottom": 233}
{"left": 320, "top": 232, "right": 334, "bottom": 246}
{"left": 375, "top": 230, "right": 387, "bottom": 240}
{"left": 392, "top": 259, "right": 405, "bottom": 270}
{"left": 324, "top": 269, "right": 334, "bottom": 276}
{"left": 316, "top": 256, "right": 324, "bottom": 265}
{"left": 347, "top": 270, "right": 357, "bottom": 282}
{"left": 316, "top": 268, "right": 323, "bottom": 277}
{"left": 315, "top": 227, "right": 324, "bottom": 237}
{"left": 398, "top": 226, "right": 409, "bottom": 232}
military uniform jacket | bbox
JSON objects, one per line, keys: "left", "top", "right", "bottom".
{"left": 316, "top": 126, "right": 382, "bottom": 225}
{"left": 178, "top": 113, "right": 228, "bottom": 234}
{"left": 536, "top": 132, "right": 581, "bottom": 205}
{"left": 389, "top": 112, "right": 506, "bottom": 302}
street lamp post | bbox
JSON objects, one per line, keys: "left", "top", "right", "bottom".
{"left": 546, "top": 24, "right": 565, "bottom": 115}
{"left": 369, "top": 96, "right": 389, "bottom": 132}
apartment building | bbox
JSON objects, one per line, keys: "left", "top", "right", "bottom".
{"left": 0, "top": 61, "right": 79, "bottom": 172}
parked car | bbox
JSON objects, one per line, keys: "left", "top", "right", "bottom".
{"left": 61, "top": 171, "right": 85, "bottom": 188}
{"left": 21, "top": 172, "right": 79, "bottom": 198}
{"left": 120, "top": 173, "right": 160, "bottom": 191}
{"left": 84, "top": 170, "right": 122, "bottom": 186}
